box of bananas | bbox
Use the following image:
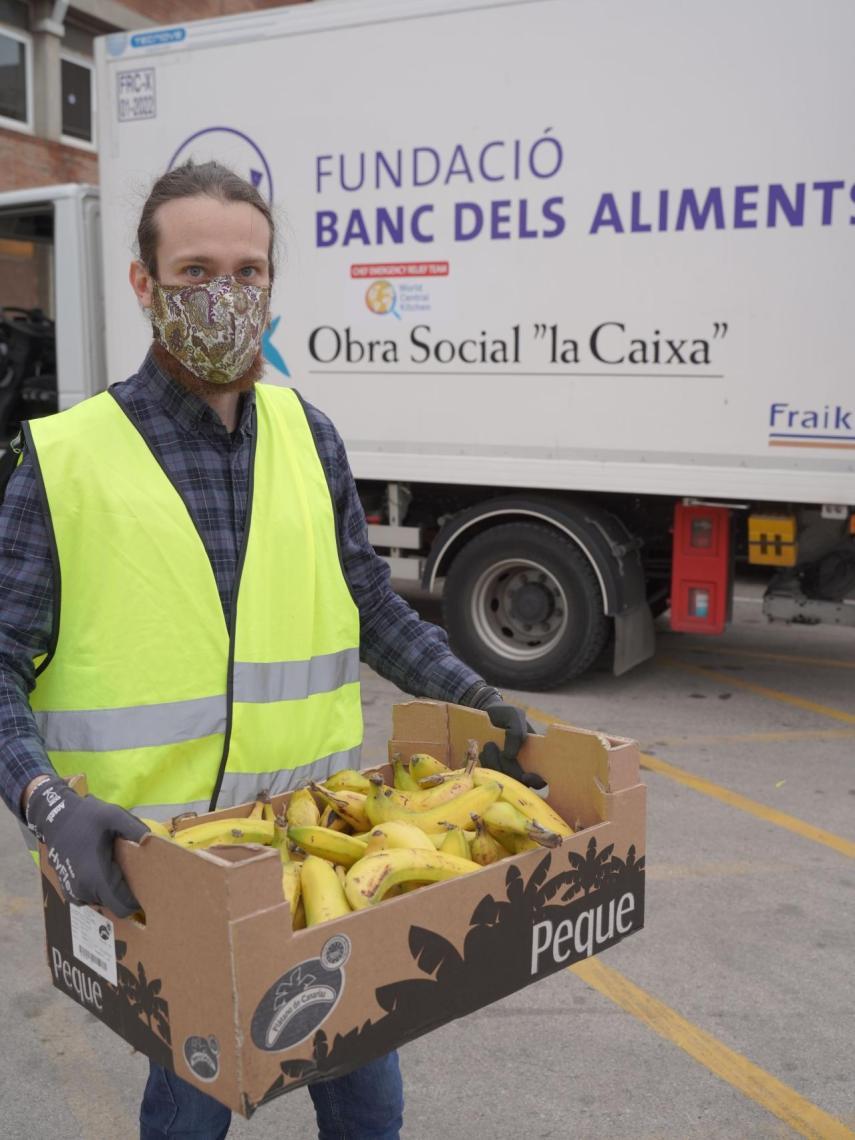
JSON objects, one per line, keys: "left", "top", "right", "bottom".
{"left": 38, "top": 700, "right": 645, "bottom": 1118}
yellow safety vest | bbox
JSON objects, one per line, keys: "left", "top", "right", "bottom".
{"left": 24, "top": 384, "right": 362, "bottom": 822}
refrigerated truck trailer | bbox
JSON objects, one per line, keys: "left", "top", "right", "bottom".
{"left": 0, "top": 0, "right": 852, "bottom": 690}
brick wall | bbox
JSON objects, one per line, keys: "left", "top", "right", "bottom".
{"left": 121, "top": 0, "right": 308, "bottom": 21}
{"left": 0, "top": 0, "right": 308, "bottom": 194}
{"left": 0, "top": 131, "right": 98, "bottom": 192}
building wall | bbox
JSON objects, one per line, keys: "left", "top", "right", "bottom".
{"left": 0, "top": 0, "right": 308, "bottom": 193}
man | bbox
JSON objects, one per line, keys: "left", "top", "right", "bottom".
{"left": 0, "top": 161, "right": 530, "bottom": 1139}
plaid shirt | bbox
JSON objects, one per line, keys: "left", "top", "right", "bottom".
{"left": 0, "top": 351, "right": 486, "bottom": 816}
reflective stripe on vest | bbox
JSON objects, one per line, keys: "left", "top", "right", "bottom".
{"left": 26, "top": 383, "right": 362, "bottom": 817}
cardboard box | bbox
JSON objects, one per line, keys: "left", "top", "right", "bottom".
{"left": 39, "top": 701, "right": 646, "bottom": 1117}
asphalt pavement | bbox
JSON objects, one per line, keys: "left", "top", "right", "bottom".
{"left": 1, "top": 580, "right": 853, "bottom": 1139}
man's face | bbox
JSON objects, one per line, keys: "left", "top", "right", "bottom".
{"left": 132, "top": 194, "right": 271, "bottom": 306}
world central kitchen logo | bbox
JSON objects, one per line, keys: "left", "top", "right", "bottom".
{"left": 768, "top": 401, "right": 855, "bottom": 449}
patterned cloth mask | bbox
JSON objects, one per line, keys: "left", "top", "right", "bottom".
{"left": 149, "top": 275, "right": 270, "bottom": 385}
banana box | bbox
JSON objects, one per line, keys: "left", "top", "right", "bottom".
{"left": 38, "top": 700, "right": 645, "bottom": 1117}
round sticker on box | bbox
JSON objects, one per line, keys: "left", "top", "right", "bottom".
{"left": 320, "top": 934, "right": 351, "bottom": 971}
{"left": 183, "top": 1035, "right": 220, "bottom": 1082}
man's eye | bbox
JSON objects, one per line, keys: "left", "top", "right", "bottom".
{"left": 185, "top": 266, "right": 204, "bottom": 279}
{"left": 238, "top": 267, "right": 256, "bottom": 278}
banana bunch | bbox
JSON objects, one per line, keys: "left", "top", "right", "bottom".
{"left": 138, "top": 746, "right": 574, "bottom": 931}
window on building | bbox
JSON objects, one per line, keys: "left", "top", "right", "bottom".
{"left": 0, "top": 25, "right": 31, "bottom": 129}
{"left": 60, "top": 54, "right": 94, "bottom": 144}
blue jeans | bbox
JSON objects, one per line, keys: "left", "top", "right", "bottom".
{"left": 139, "top": 1053, "right": 403, "bottom": 1139}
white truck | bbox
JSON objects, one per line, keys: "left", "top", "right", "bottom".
{"left": 1, "top": 0, "right": 853, "bottom": 690}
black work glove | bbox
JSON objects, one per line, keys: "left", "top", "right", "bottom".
{"left": 26, "top": 778, "right": 148, "bottom": 917}
{"left": 481, "top": 702, "right": 547, "bottom": 792}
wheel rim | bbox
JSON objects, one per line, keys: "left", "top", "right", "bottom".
{"left": 469, "top": 558, "right": 569, "bottom": 662}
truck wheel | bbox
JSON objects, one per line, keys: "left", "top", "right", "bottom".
{"left": 443, "top": 521, "right": 610, "bottom": 690}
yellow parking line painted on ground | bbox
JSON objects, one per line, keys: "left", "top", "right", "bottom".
{"left": 645, "top": 728, "right": 855, "bottom": 747}
{"left": 571, "top": 957, "right": 855, "bottom": 1140}
{"left": 526, "top": 706, "right": 855, "bottom": 860}
{"left": 659, "top": 658, "right": 855, "bottom": 725}
{"left": 665, "top": 645, "right": 855, "bottom": 670}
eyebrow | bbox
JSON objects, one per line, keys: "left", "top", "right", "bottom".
{"left": 171, "top": 254, "right": 268, "bottom": 266}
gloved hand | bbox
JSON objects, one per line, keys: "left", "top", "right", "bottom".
{"left": 26, "top": 777, "right": 149, "bottom": 917}
{"left": 481, "top": 702, "right": 546, "bottom": 792}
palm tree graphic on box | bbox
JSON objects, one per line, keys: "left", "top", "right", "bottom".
{"left": 259, "top": 837, "right": 644, "bottom": 1108}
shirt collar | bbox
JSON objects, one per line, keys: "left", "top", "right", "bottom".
{"left": 135, "top": 348, "right": 256, "bottom": 439}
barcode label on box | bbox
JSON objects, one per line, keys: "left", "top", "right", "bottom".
{"left": 70, "top": 906, "right": 118, "bottom": 986}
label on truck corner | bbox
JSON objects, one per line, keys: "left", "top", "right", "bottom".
{"left": 117, "top": 69, "right": 157, "bottom": 122}
{"left": 70, "top": 905, "right": 118, "bottom": 985}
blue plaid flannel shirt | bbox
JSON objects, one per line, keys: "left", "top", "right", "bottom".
{"left": 0, "top": 351, "right": 487, "bottom": 816}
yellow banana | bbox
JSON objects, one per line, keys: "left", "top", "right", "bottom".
{"left": 428, "top": 828, "right": 475, "bottom": 848}
{"left": 363, "top": 820, "right": 436, "bottom": 855}
{"left": 292, "top": 896, "right": 307, "bottom": 931}
{"left": 469, "top": 814, "right": 511, "bottom": 865}
{"left": 281, "top": 861, "right": 302, "bottom": 919}
{"left": 504, "top": 834, "right": 542, "bottom": 854}
{"left": 262, "top": 798, "right": 276, "bottom": 824}
{"left": 324, "top": 768, "right": 372, "bottom": 794}
{"left": 392, "top": 758, "right": 421, "bottom": 792}
{"left": 334, "top": 864, "right": 348, "bottom": 889}
{"left": 345, "top": 848, "right": 481, "bottom": 909}
{"left": 317, "top": 804, "right": 351, "bottom": 833}
{"left": 364, "top": 771, "right": 475, "bottom": 813}
{"left": 311, "top": 783, "right": 369, "bottom": 830}
{"left": 285, "top": 787, "right": 321, "bottom": 829}
{"left": 439, "top": 826, "right": 471, "bottom": 860}
{"left": 472, "top": 769, "right": 573, "bottom": 836}
{"left": 174, "top": 818, "right": 275, "bottom": 849}
{"left": 410, "top": 753, "right": 449, "bottom": 781}
{"left": 140, "top": 818, "right": 172, "bottom": 840}
{"left": 366, "top": 778, "right": 502, "bottom": 834}
{"left": 248, "top": 798, "right": 265, "bottom": 820}
{"left": 482, "top": 801, "right": 562, "bottom": 849}
{"left": 287, "top": 826, "right": 368, "bottom": 868}
{"left": 301, "top": 854, "right": 352, "bottom": 926}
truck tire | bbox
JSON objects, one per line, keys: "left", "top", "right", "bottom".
{"left": 442, "top": 521, "right": 610, "bottom": 690}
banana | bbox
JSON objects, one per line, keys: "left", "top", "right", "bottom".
{"left": 428, "top": 828, "right": 475, "bottom": 848}
{"left": 140, "top": 818, "right": 172, "bottom": 840}
{"left": 311, "top": 783, "right": 369, "bottom": 831}
{"left": 173, "top": 818, "right": 275, "bottom": 849}
{"left": 392, "top": 758, "right": 421, "bottom": 792}
{"left": 345, "top": 848, "right": 481, "bottom": 910}
{"left": 334, "top": 864, "right": 348, "bottom": 889}
{"left": 363, "top": 820, "right": 436, "bottom": 855}
{"left": 292, "top": 896, "right": 307, "bottom": 931}
{"left": 262, "top": 798, "right": 276, "bottom": 824}
{"left": 285, "top": 787, "right": 321, "bottom": 829}
{"left": 504, "top": 835, "right": 542, "bottom": 854}
{"left": 324, "top": 768, "right": 372, "bottom": 794}
{"left": 482, "top": 801, "right": 562, "bottom": 848}
{"left": 364, "top": 771, "right": 475, "bottom": 813}
{"left": 410, "top": 753, "right": 449, "bottom": 781}
{"left": 469, "top": 814, "right": 512, "bottom": 865}
{"left": 439, "top": 826, "right": 471, "bottom": 860}
{"left": 281, "top": 861, "right": 302, "bottom": 919}
{"left": 472, "top": 768, "right": 573, "bottom": 836}
{"left": 248, "top": 798, "right": 265, "bottom": 820}
{"left": 271, "top": 812, "right": 291, "bottom": 859}
{"left": 301, "top": 854, "right": 352, "bottom": 926}
{"left": 366, "top": 778, "right": 502, "bottom": 833}
{"left": 286, "top": 826, "right": 368, "bottom": 868}
{"left": 318, "top": 804, "right": 352, "bottom": 833}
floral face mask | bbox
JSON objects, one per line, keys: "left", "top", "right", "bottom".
{"left": 149, "top": 275, "right": 270, "bottom": 385}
